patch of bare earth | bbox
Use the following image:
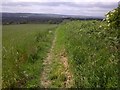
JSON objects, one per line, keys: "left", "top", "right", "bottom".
{"left": 60, "top": 49, "right": 74, "bottom": 88}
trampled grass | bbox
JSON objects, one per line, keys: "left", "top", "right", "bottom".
{"left": 2, "top": 24, "right": 57, "bottom": 88}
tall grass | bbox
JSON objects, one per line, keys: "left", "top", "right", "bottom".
{"left": 2, "top": 24, "right": 56, "bottom": 88}
{"left": 56, "top": 21, "right": 119, "bottom": 88}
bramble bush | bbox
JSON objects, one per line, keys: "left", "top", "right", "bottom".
{"left": 105, "top": 4, "right": 120, "bottom": 29}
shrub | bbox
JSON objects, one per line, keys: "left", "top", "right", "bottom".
{"left": 105, "top": 4, "right": 120, "bottom": 29}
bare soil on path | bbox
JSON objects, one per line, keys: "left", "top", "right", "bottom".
{"left": 40, "top": 31, "right": 74, "bottom": 88}
{"left": 40, "top": 33, "right": 56, "bottom": 88}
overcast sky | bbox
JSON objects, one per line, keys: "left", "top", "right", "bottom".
{"left": 2, "top": 0, "right": 119, "bottom": 17}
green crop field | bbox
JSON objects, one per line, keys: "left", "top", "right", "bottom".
{"left": 2, "top": 24, "right": 57, "bottom": 88}
{"left": 2, "top": 21, "right": 119, "bottom": 88}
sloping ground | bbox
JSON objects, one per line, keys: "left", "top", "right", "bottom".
{"left": 56, "top": 21, "right": 118, "bottom": 88}
{"left": 41, "top": 20, "right": 118, "bottom": 88}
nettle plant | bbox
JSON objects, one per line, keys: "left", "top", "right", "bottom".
{"left": 105, "top": 4, "right": 120, "bottom": 29}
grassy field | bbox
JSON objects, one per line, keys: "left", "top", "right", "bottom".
{"left": 2, "top": 24, "right": 57, "bottom": 88}
{"left": 56, "top": 20, "right": 119, "bottom": 88}
{"left": 2, "top": 21, "right": 119, "bottom": 88}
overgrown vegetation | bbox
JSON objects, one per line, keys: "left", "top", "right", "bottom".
{"left": 2, "top": 24, "right": 56, "bottom": 88}
{"left": 2, "top": 6, "right": 119, "bottom": 88}
{"left": 56, "top": 20, "right": 119, "bottom": 88}
{"left": 105, "top": 4, "right": 120, "bottom": 29}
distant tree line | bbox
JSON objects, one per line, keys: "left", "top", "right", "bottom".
{"left": 2, "top": 15, "right": 103, "bottom": 25}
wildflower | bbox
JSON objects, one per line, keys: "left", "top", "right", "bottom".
{"left": 79, "top": 29, "right": 82, "bottom": 31}
{"left": 14, "top": 78, "right": 16, "bottom": 81}
{"left": 17, "top": 51, "right": 19, "bottom": 55}
{"left": 25, "top": 74, "right": 28, "bottom": 77}
{"left": 99, "top": 25, "right": 102, "bottom": 28}
{"left": 106, "top": 17, "right": 109, "bottom": 20}
{"left": 23, "top": 71, "right": 26, "bottom": 74}
{"left": 49, "top": 30, "right": 52, "bottom": 33}
{"left": 111, "top": 54, "right": 115, "bottom": 58}
{"left": 106, "top": 15, "right": 109, "bottom": 18}
{"left": 108, "top": 23, "right": 110, "bottom": 26}
{"left": 114, "top": 37, "right": 117, "bottom": 40}
{"left": 98, "top": 32, "right": 101, "bottom": 35}
{"left": 102, "top": 19, "right": 105, "bottom": 21}
{"left": 110, "top": 13, "right": 113, "bottom": 16}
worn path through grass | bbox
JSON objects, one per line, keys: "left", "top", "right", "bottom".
{"left": 40, "top": 30, "right": 56, "bottom": 87}
{"left": 40, "top": 29, "right": 74, "bottom": 88}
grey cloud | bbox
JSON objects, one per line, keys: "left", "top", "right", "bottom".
{"left": 2, "top": 1, "right": 119, "bottom": 17}
{"left": 2, "top": 2, "right": 118, "bottom": 8}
